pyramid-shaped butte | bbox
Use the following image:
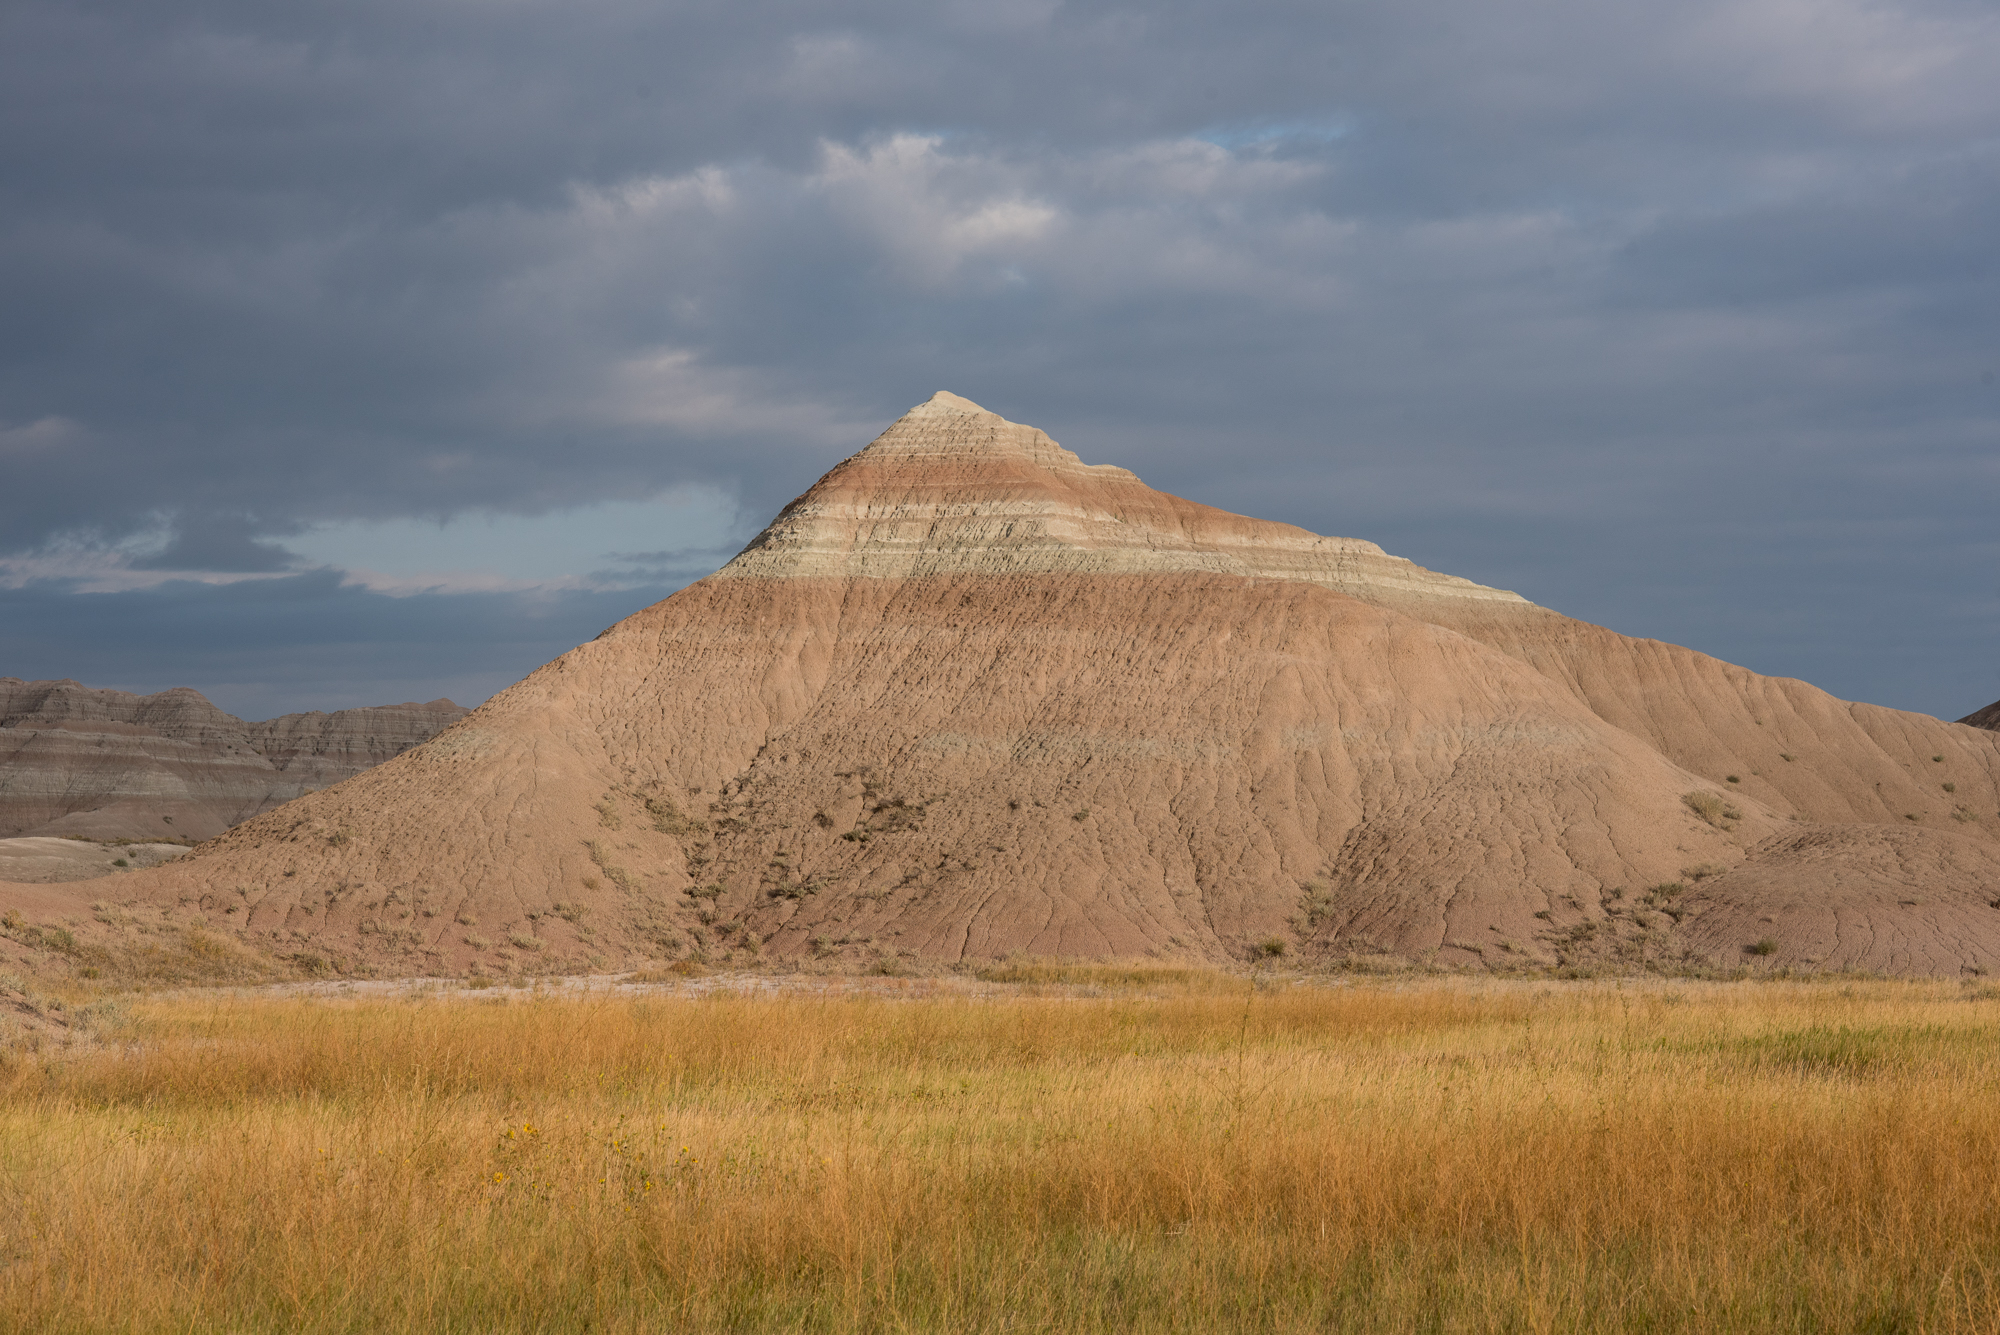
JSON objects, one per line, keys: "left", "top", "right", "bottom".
{"left": 103, "top": 394, "right": 2000, "bottom": 974}
{"left": 720, "top": 391, "right": 1523, "bottom": 603}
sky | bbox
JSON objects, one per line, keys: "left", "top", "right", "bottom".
{"left": 2, "top": 0, "right": 1996, "bottom": 721}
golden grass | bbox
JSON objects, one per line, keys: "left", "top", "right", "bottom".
{"left": 6, "top": 975, "right": 2000, "bottom": 1331}
{"left": 4, "top": 913, "right": 283, "bottom": 987}
{"left": 971, "top": 957, "right": 1236, "bottom": 988}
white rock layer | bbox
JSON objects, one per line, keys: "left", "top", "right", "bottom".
{"left": 717, "top": 392, "right": 1528, "bottom": 607}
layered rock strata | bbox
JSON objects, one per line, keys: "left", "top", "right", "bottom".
{"left": 0, "top": 680, "right": 466, "bottom": 840}
{"left": 721, "top": 392, "right": 1525, "bottom": 606}
{"left": 15, "top": 393, "right": 2000, "bottom": 977}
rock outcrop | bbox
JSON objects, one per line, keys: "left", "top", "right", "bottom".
{"left": 1962, "top": 700, "right": 2000, "bottom": 731}
{"left": 0, "top": 681, "right": 466, "bottom": 840}
{"left": 13, "top": 393, "right": 2000, "bottom": 977}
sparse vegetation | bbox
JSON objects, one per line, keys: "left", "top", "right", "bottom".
{"left": 8, "top": 980, "right": 2000, "bottom": 1331}
{"left": 1944, "top": 782, "right": 1956, "bottom": 793}
{"left": 584, "top": 840, "right": 636, "bottom": 891}
{"left": 1623, "top": 882, "right": 1694, "bottom": 929}
{"left": 644, "top": 793, "right": 705, "bottom": 839}
{"left": 1747, "top": 938, "right": 1779, "bottom": 956}
{"left": 1681, "top": 862, "right": 1726, "bottom": 882}
{"left": 0, "top": 913, "right": 279, "bottom": 987}
{"left": 767, "top": 878, "right": 818, "bottom": 900}
{"left": 829, "top": 779, "right": 927, "bottom": 838}
{"left": 1682, "top": 790, "right": 1743, "bottom": 827}
{"left": 1296, "top": 876, "right": 1335, "bottom": 929}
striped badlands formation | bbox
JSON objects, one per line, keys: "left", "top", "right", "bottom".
{"left": 11, "top": 392, "right": 2000, "bottom": 976}
{"left": 0, "top": 680, "right": 466, "bottom": 841}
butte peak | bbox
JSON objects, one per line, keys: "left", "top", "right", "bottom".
{"left": 905, "top": 388, "right": 997, "bottom": 416}
{"left": 849, "top": 389, "right": 1119, "bottom": 473}
{"left": 721, "top": 393, "right": 1527, "bottom": 606}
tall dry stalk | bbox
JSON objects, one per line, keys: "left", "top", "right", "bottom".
{"left": 3, "top": 977, "right": 1999, "bottom": 1331}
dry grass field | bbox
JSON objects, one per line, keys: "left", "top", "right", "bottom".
{"left": 6, "top": 968, "right": 2000, "bottom": 1332}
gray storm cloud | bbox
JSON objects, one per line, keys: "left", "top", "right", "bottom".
{"left": 1, "top": 0, "right": 1996, "bottom": 716}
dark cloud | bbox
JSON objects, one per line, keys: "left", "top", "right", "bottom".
{"left": 1, "top": 0, "right": 1996, "bottom": 716}
{"left": 128, "top": 517, "right": 300, "bottom": 572}
{"left": 0, "top": 570, "right": 687, "bottom": 720}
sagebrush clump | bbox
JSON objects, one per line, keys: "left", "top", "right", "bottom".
{"left": 1682, "top": 790, "right": 1742, "bottom": 827}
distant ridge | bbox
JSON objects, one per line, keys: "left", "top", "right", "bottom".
{"left": 1962, "top": 700, "right": 2000, "bottom": 731}
{"left": 13, "top": 394, "right": 2000, "bottom": 977}
{"left": 0, "top": 679, "right": 466, "bottom": 840}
